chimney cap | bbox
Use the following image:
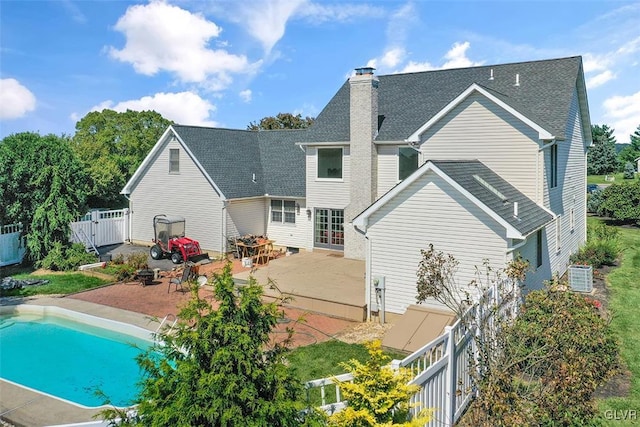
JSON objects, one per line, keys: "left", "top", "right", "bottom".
{"left": 355, "top": 67, "right": 375, "bottom": 76}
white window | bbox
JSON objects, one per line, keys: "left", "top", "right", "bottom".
{"left": 317, "top": 148, "right": 343, "bottom": 179}
{"left": 555, "top": 216, "right": 561, "bottom": 253}
{"left": 271, "top": 200, "right": 296, "bottom": 224}
{"left": 398, "top": 147, "right": 419, "bottom": 180}
{"left": 169, "top": 149, "right": 180, "bottom": 174}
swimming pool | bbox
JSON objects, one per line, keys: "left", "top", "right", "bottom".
{"left": 0, "top": 305, "right": 154, "bottom": 408}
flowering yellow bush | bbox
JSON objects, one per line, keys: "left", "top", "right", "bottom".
{"left": 327, "top": 340, "right": 431, "bottom": 427}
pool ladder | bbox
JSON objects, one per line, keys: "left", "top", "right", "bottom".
{"left": 156, "top": 313, "right": 178, "bottom": 335}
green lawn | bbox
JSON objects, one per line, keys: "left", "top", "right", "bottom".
{"left": 0, "top": 268, "right": 110, "bottom": 297}
{"left": 597, "top": 220, "right": 640, "bottom": 426}
{"left": 588, "top": 173, "right": 631, "bottom": 185}
{"left": 288, "top": 340, "right": 406, "bottom": 406}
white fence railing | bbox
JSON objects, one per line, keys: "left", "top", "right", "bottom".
{"left": 0, "top": 223, "right": 26, "bottom": 267}
{"left": 305, "top": 282, "right": 518, "bottom": 427}
{"left": 70, "top": 208, "right": 129, "bottom": 251}
{"left": 1, "top": 209, "right": 129, "bottom": 267}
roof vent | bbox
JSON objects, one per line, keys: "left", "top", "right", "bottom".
{"left": 489, "top": 68, "right": 494, "bottom": 80}
{"left": 252, "top": 173, "right": 256, "bottom": 183}
{"left": 515, "top": 73, "right": 520, "bottom": 87}
{"left": 355, "top": 67, "right": 375, "bottom": 76}
{"left": 513, "top": 202, "right": 519, "bottom": 218}
{"left": 473, "top": 174, "right": 507, "bottom": 202}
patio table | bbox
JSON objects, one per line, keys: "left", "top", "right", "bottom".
{"left": 236, "top": 240, "right": 274, "bottom": 265}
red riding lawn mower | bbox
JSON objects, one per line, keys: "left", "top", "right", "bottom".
{"left": 150, "top": 214, "right": 209, "bottom": 264}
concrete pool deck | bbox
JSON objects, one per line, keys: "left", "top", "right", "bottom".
{"left": 0, "top": 298, "right": 157, "bottom": 427}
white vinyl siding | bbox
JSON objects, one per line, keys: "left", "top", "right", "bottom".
{"left": 266, "top": 197, "right": 312, "bottom": 250}
{"left": 226, "top": 198, "right": 266, "bottom": 238}
{"left": 366, "top": 172, "right": 508, "bottom": 315}
{"left": 512, "top": 234, "right": 550, "bottom": 294}
{"left": 420, "top": 92, "right": 540, "bottom": 201}
{"left": 129, "top": 138, "right": 223, "bottom": 252}
{"left": 306, "top": 146, "right": 350, "bottom": 208}
{"left": 377, "top": 145, "right": 400, "bottom": 197}
{"left": 545, "top": 88, "right": 587, "bottom": 277}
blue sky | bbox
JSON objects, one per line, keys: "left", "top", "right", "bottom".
{"left": 1, "top": 0, "right": 639, "bottom": 143}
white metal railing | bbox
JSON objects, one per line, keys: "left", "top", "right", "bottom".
{"left": 304, "top": 281, "right": 518, "bottom": 426}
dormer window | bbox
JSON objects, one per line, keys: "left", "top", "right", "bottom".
{"left": 399, "top": 147, "right": 418, "bottom": 180}
{"left": 317, "top": 148, "right": 343, "bottom": 179}
{"left": 169, "top": 149, "right": 180, "bottom": 174}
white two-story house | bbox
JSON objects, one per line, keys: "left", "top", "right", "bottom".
{"left": 122, "top": 56, "right": 590, "bottom": 317}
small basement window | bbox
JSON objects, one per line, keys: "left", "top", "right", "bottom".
{"left": 169, "top": 149, "right": 180, "bottom": 174}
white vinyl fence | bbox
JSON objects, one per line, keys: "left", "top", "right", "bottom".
{"left": 0, "top": 223, "right": 26, "bottom": 267}
{"left": 305, "top": 282, "right": 519, "bottom": 427}
{"left": 70, "top": 208, "right": 129, "bottom": 253}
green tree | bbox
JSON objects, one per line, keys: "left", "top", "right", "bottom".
{"left": 597, "top": 179, "right": 640, "bottom": 223}
{"left": 71, "top": 109, "right": 172, "bottom": 208}
{"left": 101, "top": 264, "right": 303, "bottom": 426}
{"left": 248, "top": 112, "right": 314, "bottom": 130}
{"left": 0, "top": 132, "right": 88, "bottom": 261}
{"left": 618, "top": 124, "right": 640, "bottom": 168}
{"left": 587, "top": 124, "right": 618, "bottom": 175}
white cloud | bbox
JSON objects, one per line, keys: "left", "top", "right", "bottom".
{"left": 0, "top": 78, "right": 36, "bottom": 120}
{"left": 108, "top": 1, "right": 252, "bottom": 88}
{"left": 397, "top": 42, "right": 483, "bottom": 74}
{"left": 225, "top": 1, "right": 384, "bottom": 54}
{"left": 586, "top": 70, "right": 616, "bottom": 89}
{"left": 230, "top": 0, "right": 306, "bottom": 53}
{"left": 380, "top": 47, "right": 406, "bottom": 68}
{"left": 297, "top": 2, "right": 384, "bottom": 23}
{"left": 239, "top": 89, "right": 252, "bottom": 103}
{"left": 60, "top": 0, "right": 87, "bottom": 24}
{"left": 603, "top": 90, "right": 640, "bottom": 143}
{"left": 74, "top": 92, "right": 217, "bottom": 127}
{"left": 582, "top": 53, "right": 612, "bottom": 73}
{"left": 441, "top": 42, "right": 484, "bottom": 69}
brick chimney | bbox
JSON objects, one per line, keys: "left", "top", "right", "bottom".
{"left": 345, "top": 67, "right": 378, "bottom": 260}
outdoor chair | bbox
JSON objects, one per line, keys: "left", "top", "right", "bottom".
{"left": 168, "top": 262, "right": 194, "bottom": 293}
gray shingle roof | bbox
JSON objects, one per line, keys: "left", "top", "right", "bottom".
{"left": 306, "top": 56, "right": 582, "bottom": 143}
{"left": 173, "top": 125, "right": 305, "bottom": 199}
{"left": 431, "top": 160, "right": 554, "bottom": 236}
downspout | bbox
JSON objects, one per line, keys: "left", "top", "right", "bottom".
{"left": 353, "top": 220, "right": 372, "bottom": 322}
{"left": 221, "top": 199, "right": 229, "bottom": 255}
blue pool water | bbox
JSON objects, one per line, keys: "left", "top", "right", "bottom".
{"left": 0, "top": 313, "right": 152, "bottom": 407}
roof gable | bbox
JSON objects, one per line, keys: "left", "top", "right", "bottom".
{"left": 353, "top": 160, "right": 554, "bottom": 239}
{"left": 121, "top": 125, "right": 307, "bottom": 200}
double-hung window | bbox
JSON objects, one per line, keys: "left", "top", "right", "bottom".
{"left": 398, "top": 147, "right": 419, "bottom": 180}
{"left": 317, "top": 148, "right": 343, "bottom": 179}
{"left": 271, "top": 200, "right": 296, "bottom": 224}
{"left": 169, "top": 149, "right": 180, "bottom": 174}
